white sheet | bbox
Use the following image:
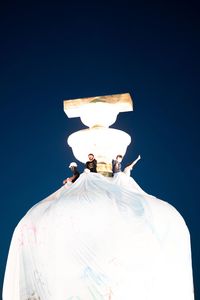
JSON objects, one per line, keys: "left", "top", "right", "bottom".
{"left": 3, "top": 172, "right": 194, "bottom": 300}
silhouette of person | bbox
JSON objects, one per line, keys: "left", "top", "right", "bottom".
{"left": 112, "top": 155, "right": 123, "bottom": 175}
{"left": 63, "top": 162, "right": 80, "bottom": 185}
{"left": 85, "top": 153, "right": 97, "bottom": 173}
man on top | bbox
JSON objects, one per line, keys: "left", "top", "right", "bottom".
{"left": 112, "top": 154, "right": 141, "bottom": 176}
{"left": 112, "top": 155, "right": 123, "bottom": 174}
{"left": 85, "top": 153, "right": 97, "bottom": 173}
{"left": 63, "top": 162, "right": 80, "bottom": 185}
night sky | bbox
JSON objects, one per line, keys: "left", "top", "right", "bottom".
{"left": 0, "top": 0, "right": 199, "bottom": 297}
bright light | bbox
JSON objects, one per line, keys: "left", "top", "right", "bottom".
{"left": 68, "top": 127, "right": 131, "bottom": 163}
{"left": 79, "top": 103, "right": 119, "bottom": 128}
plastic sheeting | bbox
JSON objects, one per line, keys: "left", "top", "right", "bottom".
{"left": 3, "top": 172, "right": 194, "bottom": 300}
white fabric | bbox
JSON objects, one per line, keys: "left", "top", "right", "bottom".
{"left": 123, "top": 166, "right": 132, "bottom": 177}
{"left": 3, "top": 173, "right": 194, "bottom": 300}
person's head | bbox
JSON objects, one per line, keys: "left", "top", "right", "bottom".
{"left": 69, "top": 162, "right": 77, "bottom": 170}
{"left": 116, "top": 155, "right": 123, "bottom": 163}
{"left": 88, "top": 153, "right": 95, "bottom": 161}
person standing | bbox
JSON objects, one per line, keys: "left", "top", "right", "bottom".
{"left": 112, "top": 155, "right": 123, "bottom": 175}
{"left": 85, "top": 153, "right": 97, "bottom": 173}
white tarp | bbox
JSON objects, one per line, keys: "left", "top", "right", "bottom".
{"left": 3, "top": 172, "right": 194, "bottom": 300}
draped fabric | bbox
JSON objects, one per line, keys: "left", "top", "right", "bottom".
{"left": 3, "top": 172, "right": 194, "bottom": 300}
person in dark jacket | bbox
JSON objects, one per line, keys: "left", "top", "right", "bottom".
{"left": 112, "top": 154, "right": 141, "bottom": 177}
{"left": 85, "top": 153, "right": 97, "bottom": 173}
{"left": 112, "top": 155, "right": 123, "bottom": 175}
{"left": 63, "top": 162, "right": 80, "bottom": 184}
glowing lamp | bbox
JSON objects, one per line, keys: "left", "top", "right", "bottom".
{"left": 63, "top": 93, "right": 133, "bottom": 175}
{"left": 68, "top": 127, "right": 131, "bottom": 163}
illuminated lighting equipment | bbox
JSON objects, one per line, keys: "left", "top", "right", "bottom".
{"left": 64, "top": 93, "right": 133, "bottom": 175}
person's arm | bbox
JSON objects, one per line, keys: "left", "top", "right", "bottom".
{"left": 63, "top": 178, "right": 69, "bottom": 184}
{"left": 68, "top": 174, "right": 77, "bottom": 182}
{"left": 71, "top": 172, "right": 80, "bottom": 182}
{"left": 128, "top": 154, "right": 141, "bottom": 170}
{"left": 63, "top": 173, "right": 78, "bottom": 184}
{"left": 94, "top": 159, "right": 97, "bottom": 172}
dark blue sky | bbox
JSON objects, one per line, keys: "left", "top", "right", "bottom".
{"left": 1, "top": 0, "right": 199, "bottom": 297}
